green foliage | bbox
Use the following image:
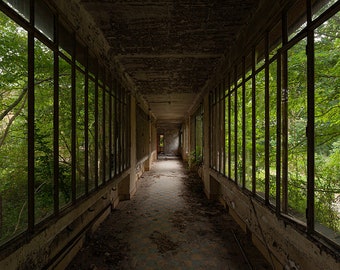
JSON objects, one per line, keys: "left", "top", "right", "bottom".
{"left": 0, "top": 11, "right": 28, "bottom": 242}
{"left": 189, "top": 150, "right": 203, "bottom": 170}
{"left": 223, "top": 11, "right": 340, "bottom": 235}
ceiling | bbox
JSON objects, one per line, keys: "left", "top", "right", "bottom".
{"left": 79, "top": 0, "right": 260, "bottom": 126}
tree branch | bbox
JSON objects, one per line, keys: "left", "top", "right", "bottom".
{"left": 0, "top": 87, "right": 27, "bottom": 122}
{"left": 1, "top": 73, "right": 70, "bottom": 122}
{"left": 12, "top": 201, "right": 26, "bottom": 235}
{"left": 0, "top": 93, "right": 28, "bottom": 148}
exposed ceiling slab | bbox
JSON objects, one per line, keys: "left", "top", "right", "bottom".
{"left": 79, "top": 0, "right": 260, "bottom": 126}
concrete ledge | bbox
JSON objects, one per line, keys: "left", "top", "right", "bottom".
{"left": 229, "top": 208, "right": 247, "bottom": 233}
{"left": 0, "top": 169, "right": 131, "bottom": 270}
{"left": 51, "top": 234, "right": 86, "bottom": 270}
{"left": 205, "top": 169, "right": 340, "bottom": 270}
{"left": 252, "top": 234, "right": 283, "bottom": 270}
{"left": 90, "top": 206, "right": 112, "bottom": 235}
{"left": 129, "top": 184, "right": 137, "bottom": 198}
{"left": 112, "top": 196, "right": 120, "bottom": 209}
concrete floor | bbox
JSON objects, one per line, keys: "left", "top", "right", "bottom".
{"left": 67, "top": 157, "right": 271, "bottom": 270}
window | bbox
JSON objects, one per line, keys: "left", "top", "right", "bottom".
{"left": 210, "top": 0, "right": 340, "bottom": 249}
{"left": 88, "top": 77, "right": 96, "bottom": 191}
{"left": 0, "top": 11, "right": 28, "bottom": 244}
{"left": 34, "top": 38, "right": 54, "bottom": 223}
{"left": 59, "top": 56, "right": 72, "bottom": 208}
{"left": 159, "top": 134, "right": 164, "bottom": 148}
{"left": 0, "top": 1, "right": 130, "bottom": 248}
{"left": 314, "top": 9, "right": 340, "bottom": 243}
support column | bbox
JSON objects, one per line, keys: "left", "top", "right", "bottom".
{"left": 129, "top": 96, "right": 137, "bottom": 197}
{"left": 145, "top": 113, "right": 152, "bottom": 171}
{"left": 203, "top": 94, "right": 211, "bottom": 198}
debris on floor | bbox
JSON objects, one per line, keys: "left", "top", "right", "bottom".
{"left": 67, "top": 158, "right": 271, "bottom": 269}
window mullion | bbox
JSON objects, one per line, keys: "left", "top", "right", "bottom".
{"left": 27, "top": 0, "right": 35, "bottom": 233}
{"left": 306, "top": 0, "right": 315, "bottom": 234}
{"left": 281, "top": 11, "right": 289, "bottom": 214}
{"left": 265, "top": 31, "right": 270, "bottom": 205}
{"left": 53, "top": 15, "right": 59, "bottom": 214}
{"left": 251, "top": 47, "right": 256, "bottom": 194}
{"left": 71, "top": 33, "right": 76, "bottom": 203}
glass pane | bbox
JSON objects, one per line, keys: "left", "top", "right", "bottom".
{"left": 256, "top": 70, "right": 266, "bottom": 198}
{"left": 4, "top": 0, "right": 29, "bottom": 21}
{"left": 236, "top": 65, "right": 242, "bottom": 86}
{"left": 59, "top": 57, "right": 72, "bottom": 208}
{"left": 35, "top": 0, "right": 54, "bottom": 41}
{"left": 195, "top": 110, "right": 203, "bottom": 165}
{"left": 98, "top": 85, "right": 104, "bottom": 185}
{"left": 126, "top": 98, "right": 130, "bottom": 168}
{"left": 76, "top": 69, "right": 85, "bottom": 197}
{"left": 76, "top": 43, "right": 86, "bottom": 71}
{"left": 111, "top": 93, "right": 116, "bottom": 178}
{"left": 0, "top": 12, "right": 28, "bottom": 243}
{"left": 224, "top": 89, "right": 229, "bottom": 176}
{"left": 116, "top": 98, "right": 121, "bottom": 173}
{"left": 237, "top": 86, "right": 243, "bottom": 186}
{"left": 256, "top": 39, "right": 265, "bottom": 70}
{"left": 314, "top": 12, "right": 340, "bottom": 244}
{"left": 245, "top": 77, "right": 253, "bottom": 190}
{"left": 287, "top": 38, "right": 307, "bottom": 223}
{"left": 88, "top": 78, "right": 96, "bottom": 191}
{"left": 34, "top": 39, "right": 54, "bottom": 223}
{"left": 269, "top": 21, "right": 282, "bottom": 59}
{"left": 59, "top": 23, "right": 73, "bottom": 59}
{"left": 230, "top": 92, "right": 235, "bottom": 181}
{"left": 105, "top": 91, "right": 110, "bottom": 181}
{"left": 287, "top": 0, "right": 307, "bottom": 41}
{"left": 269, "top": 61, "right": 277, "bottom": 205}
{"left": 312, "top": 0, "right": 338, "bottom": 21}
{"left": 215, "top": 94, "right": 220, "bottom": 170}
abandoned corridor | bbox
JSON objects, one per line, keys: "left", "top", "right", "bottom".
{"left": 0, "top": 1, "right": 339, "bottom": 269}
{"left": 67, "top": 157, "right": 270, "bottom": 270}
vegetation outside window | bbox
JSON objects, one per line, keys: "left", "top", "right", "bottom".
{"left": 286, "top": 37, "right": 308, "bottom": 223}
{"left": 255, "top": 69, "right": 266, "bottom": 197}
{"left": 0, "top": 12, "right": 28, "bottom": 244}
{"left": 34, "top": 38, "right": 54, "bottom": 223}
{"left": 314, "top": 10, "right": 340, "bottom": 243}
{"left": 58, "top": 57, "right": 72, "bottom": 209}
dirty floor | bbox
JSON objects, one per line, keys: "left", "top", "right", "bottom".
{"left": 67, "top": 157, "right": 272, "bottom": 270}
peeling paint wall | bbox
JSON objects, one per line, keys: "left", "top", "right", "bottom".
{"left": 205, "top": 170, "right": 339, "bottom": 270}
{"left": 0, "top": 171, "right": 130, "bottom": 270}
{"left": 182, "top": 120, "right": 190, "bottom": 162}
{"left": 158, "top": 128, "right": 180, "bottom": 156}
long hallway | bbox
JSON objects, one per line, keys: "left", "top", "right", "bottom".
{"left": 67, "top": 158, "right": 271, "bottom": 270}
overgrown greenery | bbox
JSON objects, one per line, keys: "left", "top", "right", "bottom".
{"left": 220, "top": 10, "right": 339, "bottom": 240}
{"left": 0, "top": 11, "right": 29, "bottom": 241}
{"left": 0, "top": 11, "right": 96, "bottom": 243}
{"left": 231, "top": 11, "right": 340, "bottom": 234}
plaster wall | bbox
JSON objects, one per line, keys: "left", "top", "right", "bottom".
{"left": 158, "top": 128, "right": 180, "bottom": 156}
{"left": 129, "top": 96, "right": 138, "bottom": 198}
{"left": 181, "top": 120, "right": 190, "bottom": 162}
{"left": 202, "top": 95, "right": 211, "bottom": 198}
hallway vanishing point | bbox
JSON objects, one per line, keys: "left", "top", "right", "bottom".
{"left": 67, "top": 157, "right": 271, "bottom": 270}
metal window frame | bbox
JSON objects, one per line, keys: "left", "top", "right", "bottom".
{"left": 53, "top": 13, "right": 59, "bottom": 214}
{"left": 28, "top": 0, "right": 35, "bottom": 233}
{"left": 0, "top": 0, "right": 132, "bottom": 250}
{"left": 234, "top": 65, "right": 238, "bottom": 184}
{"left": 251, "top": 46, "right": 256, "bottom": 194}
